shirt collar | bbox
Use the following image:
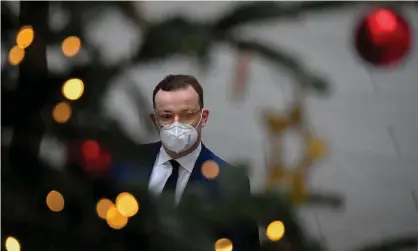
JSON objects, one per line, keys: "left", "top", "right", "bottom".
{"left": 156, "top": 142, "right": 202, "bottom": 173}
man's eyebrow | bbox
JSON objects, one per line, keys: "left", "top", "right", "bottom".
{"left": 159, "top": 109, "right": 198, "bottom": 113}
{"left": 181, "top": 109, "right": 201, "bottom": 112}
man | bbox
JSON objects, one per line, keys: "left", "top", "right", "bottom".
{"left": 111, "top": 74, "right": 260, "bottom": 250}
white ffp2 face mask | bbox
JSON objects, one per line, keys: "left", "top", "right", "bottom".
{"left": 159, "top": 114, "right": 202, "bottom": 153}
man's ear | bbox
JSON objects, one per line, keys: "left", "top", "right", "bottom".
{"left": 201, "top": 108, "right": 209, "bottom": 128}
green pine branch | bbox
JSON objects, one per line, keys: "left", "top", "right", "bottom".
{"left": 213, "top": 1, "right": 359, "bottom": 33}
{"left": 225, "top": 37, "right": 329, "bottom": 93}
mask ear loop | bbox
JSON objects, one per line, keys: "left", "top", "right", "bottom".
{"left": 194, "top": 111, "right": 203, "bottom": 129}
{"left": 182, "top": 112, "right": 202, "bottom": 150}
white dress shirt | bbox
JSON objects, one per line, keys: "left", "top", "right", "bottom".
{"left": 148, "top": 142, "right": 202, "bottom": 203}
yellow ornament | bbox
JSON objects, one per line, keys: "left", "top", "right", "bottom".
{"left": 263, "top": 101, "right": 323, "bottom": 205}
{"left": 288, "top": 104, "right": 303, "bottom": 126}
{"left": 290, "top": 173, "right": 308, "bottom": 204}
{"left": 306, "top": 137, "right": 326, "bottom": 160}
{"left": 264, "top": 112, "right": 288, "bottom": 133}
{"left": 269, "top": 164, "right": 286, "bottom": 179}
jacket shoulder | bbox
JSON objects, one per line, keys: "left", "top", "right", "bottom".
{"left": 205, "top": 147, "right": 252, "bottom": 192}
{"left": 204, "top": 148, "right": 232, "bottom": 168}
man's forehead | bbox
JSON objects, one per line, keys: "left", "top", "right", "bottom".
{"left": 155, "top": 87, "right": 199, "bottom": 110}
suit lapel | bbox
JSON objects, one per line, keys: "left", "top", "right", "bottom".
{"left": 187, "top": 144, "right": 208, "bottom": 183}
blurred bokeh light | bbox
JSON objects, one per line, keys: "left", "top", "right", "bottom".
{"left": 8, "top": 45, "right": 25, "bottom": 65}
{"left": 62, "top": 78, "right": 84, "bottom": 100}
{"left": 214, "top": 238, "right": 233, "bottom": 251}
{"left": 5, "top": 236, "right": 21, "bottom": 251}
{"left": 61, "top": 36, "right": 81, "bottom": 57}
{"left": 106, "top": 204, "right": 128, "bottom": 229}
{"left": 52, "top": 102, "right": 72, "bottom": 123}
{"left": 201, "top": 160, "right": 219, "bottom": 179}
{"left": 16, "top": 25, "right": 34, "bottom": 49}
{"left": 96, "top": 198, "right": 114, "bottom": 219}
{"left": 46, "top": 190, "right": 65, "bottom": 212}
{"left": 266, "top": 221, "right": 285, "bottom": 241}
{"left": 115, "top": 192, "right": 139, "bottom": 217}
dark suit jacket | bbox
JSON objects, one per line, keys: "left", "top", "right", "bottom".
{"left": 109, "top": 141, "right": 260, "bottom": 251}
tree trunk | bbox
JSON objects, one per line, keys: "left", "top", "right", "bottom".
{"left": 9, "top": 2, "right": 50, "bottom": 184}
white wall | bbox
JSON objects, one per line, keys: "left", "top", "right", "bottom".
{"left": 40, "top": 2, "right": 418, "bottom": 251}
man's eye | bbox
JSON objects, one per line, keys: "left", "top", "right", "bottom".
{"left": 183, "top": 113, "right": 194, "bottom": 119}
{"left": 161, "top": 114, "right": 173, "bottom": 120}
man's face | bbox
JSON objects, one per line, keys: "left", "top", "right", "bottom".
{"left": 152, "top": 85, "right": 209, "bottom": 134}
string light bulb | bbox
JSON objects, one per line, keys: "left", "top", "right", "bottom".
{"left": 96, "top": 198, "right": 114, "bottom": 220}
{"left": 16, "top": 25, "right": 34, "bottom": 49}
{"left": 115, "top": 192, "right": 139, "bottom": 217}
{"left": 201, "top": 160, "right": 219, "bottom": 179}
{"left": 214, "top": 238, "right": 233, "bottom": 251}
{"left": 52, "top": 102, "right": 72, "bottom": 123}
{"left": 46, "top": 190, "right": 65, "bottom": 212}
{"left": 62, "top": 78, "right": 84, "bottom": 100}
{"left": 8, "top": 46, "right": 25, "bottom": 65}
{"left": 5, "top": 236, "right": 20, "bottom": 251}
{"left": 106, "top": 204, "right": 128, "bottom": 230}
{"left": 61, "top": 36, "right": 81, "bottom": 57}
{"left": 266, "top": 221, "right": 285, "bottom": 241}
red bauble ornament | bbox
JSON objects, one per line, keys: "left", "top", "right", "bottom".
{"left": 355, "top": 7, "right": 413, "bottom": 67}
{"left": 81, "top": 140, "right": 100, "bottom": 160}
{"left": 79, "top": 139, "right": 112, "bottom": 176}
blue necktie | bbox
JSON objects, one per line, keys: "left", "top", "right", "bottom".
{"left": 163, "top": 160, "right": 180, "bottom": 193}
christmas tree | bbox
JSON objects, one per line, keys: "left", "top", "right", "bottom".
{"left": 2, "top": 2, "right": 417, "bottom": 251}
